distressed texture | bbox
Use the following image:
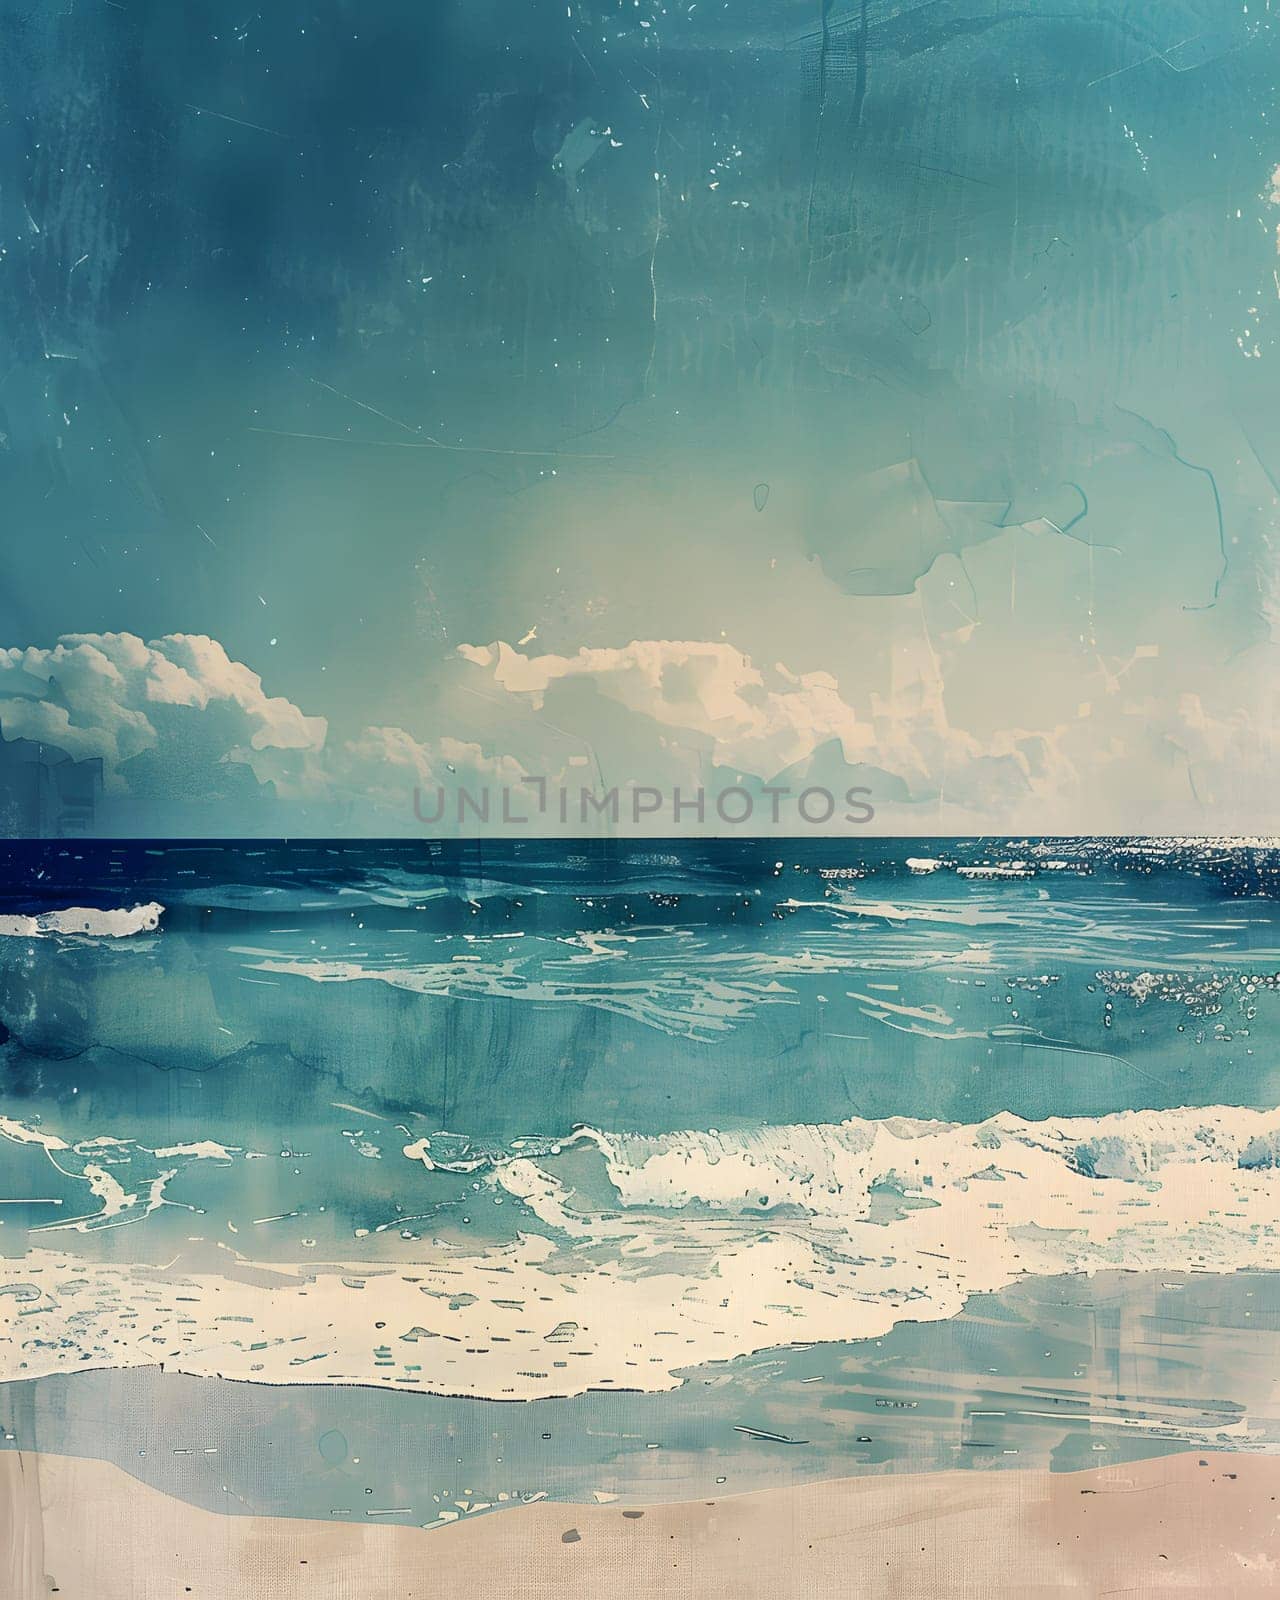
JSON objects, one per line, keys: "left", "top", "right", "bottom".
{"left": 3, "top": 0, "right": 1280, "bottom": 1592}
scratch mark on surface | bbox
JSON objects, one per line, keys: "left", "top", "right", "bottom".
{"left": 247, "top": 428, "right": 616, "bottom": 461}
{"left": 185, "top": 104, "right": 292, "bottom": 141}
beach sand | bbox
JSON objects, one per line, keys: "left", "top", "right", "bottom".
{"left": 3, "top": 1448, "right": 1279, "bottom": 1597}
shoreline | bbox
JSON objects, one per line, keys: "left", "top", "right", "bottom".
{"left": 5, "top": 1448, "right": 1280, "bottom": 1597}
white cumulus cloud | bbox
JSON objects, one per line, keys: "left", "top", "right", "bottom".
{"left": 0, "top": 632, "right": 326, "bottom": 784}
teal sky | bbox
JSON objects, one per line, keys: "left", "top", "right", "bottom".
{"left": 2, "top": 0, "right": 1278, "bottom": 833}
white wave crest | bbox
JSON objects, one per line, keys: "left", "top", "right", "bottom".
{"left": 7, "top": 1102, "right": 1280, "bottom": 1402}
{"left": 0, "top": 903, "right": 164, "bottom": 939}
{"left": 569, "top": 1104, "right": 1280, "bottom": 1215}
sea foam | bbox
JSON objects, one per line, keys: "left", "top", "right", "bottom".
{"left": 5, "top": 1102, "right": 1280, "bottom": 1401}
{"left": 0, "top": 902, "right": 164, "bottom": 939}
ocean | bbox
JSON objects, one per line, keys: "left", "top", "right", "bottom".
{"left": 1, "top": 837, "right": 1279, "bottom": 1527}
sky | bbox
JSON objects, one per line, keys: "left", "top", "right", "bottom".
{"left": 2, "top": 0, "right": 1279, "bottom": 835}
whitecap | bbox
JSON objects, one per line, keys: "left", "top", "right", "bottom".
{"left": 0, "top": 902, "right": 164, "bottom": 939}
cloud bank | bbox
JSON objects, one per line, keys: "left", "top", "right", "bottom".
{"left": 0, "top": 630, "right": 1273, "bottom": 836}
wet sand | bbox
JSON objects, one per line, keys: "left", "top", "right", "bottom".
{"left": 3, "top": 1448, "right": 1279, "bottom": 1597}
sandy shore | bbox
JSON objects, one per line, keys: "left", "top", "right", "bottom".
{"left": 3, "top": 1448, "right": 1279, "bottom": 1597}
